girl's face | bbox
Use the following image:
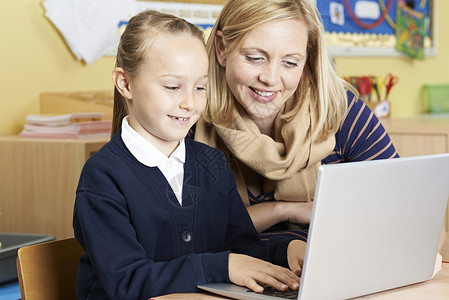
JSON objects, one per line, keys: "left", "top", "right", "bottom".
{"left": 217, "top": 19, "right": 308, "bottom": 131}
{"left": 126, "top": 34, "right": 208, "bottom": 155}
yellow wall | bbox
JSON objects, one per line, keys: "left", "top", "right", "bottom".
{"left": 0, "top": 0, "right": 115, "bottom": 135}
{"left": 1, "top": 0, "right": 448, "bottom": 135}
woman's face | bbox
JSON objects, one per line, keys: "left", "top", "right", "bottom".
{"left": 218, "top": 19, "right": 308, "bottom": 130}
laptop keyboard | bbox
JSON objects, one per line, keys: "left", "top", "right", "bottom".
{"left": 247, "top": 285, "right": 299, "bottom": 299}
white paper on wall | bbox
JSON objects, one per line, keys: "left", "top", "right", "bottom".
{"left": 43, "top": 0, "right": 135, "bottom": 64}
{"left": 42, "top": 0, "right": 223, "bottom": 64}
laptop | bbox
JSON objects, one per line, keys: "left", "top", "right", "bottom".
{"left": 198, "top": 153, "right": 449, "bottom": 300}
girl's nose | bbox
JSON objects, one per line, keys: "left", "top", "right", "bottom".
{"left": 180, "top": 92, "right": 194, "bottom": 110}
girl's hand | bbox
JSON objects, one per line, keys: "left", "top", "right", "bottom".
{"left": 228, "top": 253, "right": 300, "bottom": 293}
{"left": 287, "top": 240, "right": 307, "bottom": 276}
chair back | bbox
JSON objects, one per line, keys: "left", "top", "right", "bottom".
{"left": 16, "top": 237, "right": 83, "bottom": 300}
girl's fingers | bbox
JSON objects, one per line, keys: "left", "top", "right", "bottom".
{"left": 245, "top": 278, "right": 264, "bottom": 293}
{"left": 289, "top": 259, "right": 302, "bottom": 276}
{"left": 229, "top": 254, "right": 300, "bottom": 292}
{"left": 254, "top": 266, "right": 299, "bottom": 291}
{"left": 250, "top": 274, "right": 288, "bottom": 292}
{"left": 269, "top": 265, "right": 300, "bottom": 287}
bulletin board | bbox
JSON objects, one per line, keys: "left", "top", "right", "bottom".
{"left": 129, "top": 1, "right": 224, "bottom": 29}
{"left": 316, "top": 0, "right": 436, "bottom": 57}
{"left": 151, "top": 0, "right": 436, "bottom": 57}
{"left": 44, "top": 0, "right": 436, "bottom": 63}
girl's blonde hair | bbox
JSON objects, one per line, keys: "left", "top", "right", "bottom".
{"left": 111, "top": 10, "right": 205, "bottom": 137}
{"left": 204, "top": 0, "right": 347, "bottom": 142}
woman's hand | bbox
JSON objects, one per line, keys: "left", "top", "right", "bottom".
{"left": 287, "top": 240, "right": 307, "bottom": 276}
{"left": 247, "top": 201, "right": 313, "bottom": 232}
{"left": 284, "top": 201, "right": 313, "bottom": 225}
{"left": 228, "top": 253, "right": 300, "bottom": 293}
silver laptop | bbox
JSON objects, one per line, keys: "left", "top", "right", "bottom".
{"left": 198, "top": 153, "right": 449, "bottom": 300}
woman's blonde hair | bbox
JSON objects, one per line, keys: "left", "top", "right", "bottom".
{"left": 111, "top": 10, "right": 205, "bottom": 137}
{"left": 204, "top": 0, "right": 347, "bottom": 141}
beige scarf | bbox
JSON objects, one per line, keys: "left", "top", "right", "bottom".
{"left": 194, "top": 94, "right": 335, "bottom": 206}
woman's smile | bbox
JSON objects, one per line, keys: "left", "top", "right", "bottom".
{"left": 249, "top": 87, "right": 278, "bottom": 103}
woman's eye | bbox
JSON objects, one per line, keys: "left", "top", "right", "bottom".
{"left": 165, "top": 86, "right": 180, "bottom": 91}
{"left": 245, "top": 56, "right": 263, "bottom": 63}
{"left": 195, "top": 86, "right": 206, "bottom": 91}
{"left": 284, "top": 61, "right": 299, "bottom": 68}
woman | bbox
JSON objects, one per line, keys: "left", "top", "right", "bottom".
{"left": 193, "top": 0, "right": 398, "bottom": 241}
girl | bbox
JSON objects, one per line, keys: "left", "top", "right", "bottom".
{"left": 73, "top": 10, "right": 303, "bottom": 300}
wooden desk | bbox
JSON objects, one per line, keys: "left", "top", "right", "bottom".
{"left": 153, "top": 263, "right": 449, "bottom": 300}
{"left": 381, "top": 116, "right": 449, "bottom": 233}
{"left": 355, "top": 263, "right": 449, "bottom": 299}
{"left": 0, "top": 135, "right": 108, "bottom": 239}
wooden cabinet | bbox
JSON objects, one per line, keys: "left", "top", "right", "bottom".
{"left": 381, "top": 117, "right": 449, "bottom": 157}
{"left": 0, "top": 136, "right": 108, "bottom": 239}
{"left": 381, "top": 117, "right": 449, "bottom": 232}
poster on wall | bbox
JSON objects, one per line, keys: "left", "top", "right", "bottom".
{"left": 316, "top": 0, "right": 435, "bottom": 58}
{"left": 43, "top": 0, "right": 435, "bottom": 63}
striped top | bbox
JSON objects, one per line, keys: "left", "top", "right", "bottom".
{"left": 322, "top": 91, "right": 399, "bottom": 165}
{"left": 191, "top": 91, "right": 399, "bottom": 242}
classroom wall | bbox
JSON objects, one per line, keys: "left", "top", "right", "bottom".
{"left": 1, "top": 0, "right": 448, "bottom": 135}
{"left": 0, "top": 0, "right": 115, "bottom": 135}
{"left": 335, "top": 0, "right": 449, "bottom": 117}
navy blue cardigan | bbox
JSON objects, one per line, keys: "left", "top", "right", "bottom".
{"left": 73, "top": 131, "right": 291, "bottom": 299}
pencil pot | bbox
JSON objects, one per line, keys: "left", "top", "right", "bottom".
{"left": 424, "top": 84, "right": 449, "bottom": 113}
{"left": 365, "top": 101, "right": 390, "bottom": 118}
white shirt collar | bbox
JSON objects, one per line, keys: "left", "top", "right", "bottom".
{"left": 121, "top": 116, "right": 186, "bottom": 167}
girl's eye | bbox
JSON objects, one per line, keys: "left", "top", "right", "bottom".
{"left": 165, "top": 86, "right": 180, "bottom": 91}
{"left": 195, "top": 86, "right": 206, "bottom": 91}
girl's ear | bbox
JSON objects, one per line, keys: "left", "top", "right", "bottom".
{"left": 214, "top": 30, "right": 227, "bottom": 67}
{"left": 112, "top": 68, "right": 132, "bottom": 99}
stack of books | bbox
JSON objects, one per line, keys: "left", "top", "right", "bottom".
{"left": 19, "top": 112, "right": 112, "bottom": 138}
